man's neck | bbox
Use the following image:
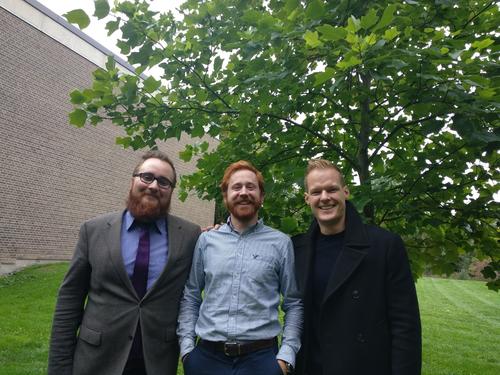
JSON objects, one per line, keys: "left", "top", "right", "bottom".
{"left": 230, "top": 215, "right": 258, "bottom": 233}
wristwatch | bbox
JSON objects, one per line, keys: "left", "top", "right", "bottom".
{"left": 285, "top": 362, "right": 294, "bottom": 374}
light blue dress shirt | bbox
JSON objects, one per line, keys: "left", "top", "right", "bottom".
{"left": 177, "top": 219, "right": 303, "bottom": 366}
{"left": 121, "top": 210, "right": 168, "bottom": 291}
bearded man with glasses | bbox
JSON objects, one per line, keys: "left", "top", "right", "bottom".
{"left": 49, "top": 150, "right": 201, "bottom": 375}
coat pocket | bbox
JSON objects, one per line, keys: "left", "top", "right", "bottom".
{"left": 79, "top": 325, "right": 102, "bottom": 346}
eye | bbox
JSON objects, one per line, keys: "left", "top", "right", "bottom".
{"left": 156, "top": 176, "right": 172, "bottom": 188}
{"left": 141, "top": 172, "right": 155, "bottom": 183}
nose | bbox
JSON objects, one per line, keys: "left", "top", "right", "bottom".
{"left": 147, "top": 179, "right": 159, "bottom": 191}
{"left": 319, "top": 190, "right": 329, "bottom": 200}
{"left": 239, "top": 186, "right": 249, "bottom": 196}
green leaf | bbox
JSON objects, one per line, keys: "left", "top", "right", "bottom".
{"left": 336, "top": 55, "right": 362, "bottom": 70}
{"left": 241, "top": 10, "right": 260, "bottom": 25}
{"left": 179, "top": 147, "right": 193, "bottom": 162}
{"left": 191, "top": 124, "right": 205, "bottom": 138}
{"left": 280, "top": 216, "right": 298, "bottom": 233}
{"left": 143, "top": 76, "right": 161, "bottom": 92}
{"left": 106, "top": 20, "right": 120, "bottom": 36}
{"left": 314, "top": 67, "right": 335, "bottom": 86}
{"left": 347, "top": 16, "right": 361, "bottom": 33}
{"left": 383, "top": 27, "right": 399, "bottom": 41}
{"left": 116, "top": 136, "right": 131, "bottom": 148}
{"left": 105, "top": 55, "right": 116, "bottom": 71}
{"left": 477, "top": 88, "right": 495, "bottom": 99}
{"left": 316, "top": 25, "right": 347, "bottom": 41}
{"left": 360, "top": 8, "right": 379, "bottom": 30}
{"left": 64, "top": 9, "right": 91, "bottom": 29}
{"left": 472, "top": 38, "right": 494, "bottom": 50}
{"left": 70, "top": 90, "right": 86, "bottom": 105}
{"left": 117, "top": 40, "right": 131, "bottom": 55}
{"left": 305, "top": 0, "right": 325, "bottom": 19}
{"left": 373, "top": 4, "right": 396, "bottom": 31}
{"left": 69, "top": 109, "right": 87, "bottom": 127}
{"left": 304, "top": 30, "right": 323, "bottom": 48}
{"left": 200, "top": 141, "right": 209, "bottom": 152}
{"left": 94, "top": 0, "right": 110, "bottom": 20}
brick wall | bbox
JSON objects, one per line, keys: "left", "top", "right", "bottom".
{"left": 0, "top": 7, "right": 215, "bottom": 269}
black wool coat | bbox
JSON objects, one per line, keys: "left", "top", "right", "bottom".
{"left": 292, "top": 201, "right": 421, "bottom": 375}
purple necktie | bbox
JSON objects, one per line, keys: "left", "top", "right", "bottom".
{"left": 131, "top": 226, "right": 150, "bottom": 299}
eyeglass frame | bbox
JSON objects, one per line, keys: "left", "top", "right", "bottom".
{"left": 133, "top": 172, "right": 175, "bottom": 189}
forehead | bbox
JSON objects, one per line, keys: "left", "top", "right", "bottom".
{"left": 306, "top": 168, "right": 342, "bottom": 189}
{"left": 138, "top": 158, "right": 174, "bottom": 178}
{"left": 227, "top": 169, "right": 259, "bottom": 186}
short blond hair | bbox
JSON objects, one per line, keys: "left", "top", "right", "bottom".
{"left": 304, "top": 159, "right": 346, "bottom": 191}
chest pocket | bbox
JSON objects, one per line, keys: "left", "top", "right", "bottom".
{"left": 244, "top": 253, "right": 277, "bottom": 284}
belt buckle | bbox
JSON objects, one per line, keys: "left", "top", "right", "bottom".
{"left": 223, "top": 341, "right": 240, "bottom": 357}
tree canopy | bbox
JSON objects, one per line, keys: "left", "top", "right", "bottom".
{"left": 66, "top": 0, "right": 499, "bottom": 289}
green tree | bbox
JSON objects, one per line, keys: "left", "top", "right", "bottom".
{"left": 66, "top": 0, "right": 499, "bottom": 289}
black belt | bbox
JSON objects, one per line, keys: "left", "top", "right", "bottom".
{"left": 199, "top": 338, "right": 276, "bottom": 357}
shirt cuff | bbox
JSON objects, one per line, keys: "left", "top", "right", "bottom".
{"left": 179, "top": 338, "right": 196, "bottom": 358}
{"left": 277, "top": 344, "right": 296, "bottom": 367}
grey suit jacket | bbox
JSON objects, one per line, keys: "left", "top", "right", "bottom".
{"left": 48, "top": 211, "right": 201, "bottom": 375}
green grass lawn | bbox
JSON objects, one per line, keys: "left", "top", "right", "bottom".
{"left": 0, "top": 264, "right": 498, "bottom": 374}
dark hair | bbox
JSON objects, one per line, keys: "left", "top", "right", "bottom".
{"left": 220, "top": 160, "right": 264, "bottom": 194}
{"left": 133, "top": 150, "right": 177, "bottom": 188}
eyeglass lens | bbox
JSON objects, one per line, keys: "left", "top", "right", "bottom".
{"left": 137, "top": 172, "right": 172, "bottom": 188}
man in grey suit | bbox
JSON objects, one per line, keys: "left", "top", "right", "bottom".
{"left": 48, "top": 150, "right": 201, "bottom": 375}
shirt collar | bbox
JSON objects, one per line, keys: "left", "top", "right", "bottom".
{"left": 124, "top": 210, "right": 165, "bottom": 234}
{"left": 226, "top": 216, "right": 263, "bottom": 234}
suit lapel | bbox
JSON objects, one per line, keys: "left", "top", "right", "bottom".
{"left": 105, "top": 211, "right": 137, "bottom": 297}
{"left": 147, "top": 215, "right": 185, "bottom": 293}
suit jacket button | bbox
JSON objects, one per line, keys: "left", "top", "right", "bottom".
{"left": 128, "top": 335, "right": 134, "bottom": 340}
{"left": 352, "top": 290, "right": 360, "bottom": 299}
{"left": 356, "top": 333, "right": 365, "bottom": 343}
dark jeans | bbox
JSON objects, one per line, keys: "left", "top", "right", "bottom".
{"left": 183, "top": 344, "right": 284, "bottom": 375}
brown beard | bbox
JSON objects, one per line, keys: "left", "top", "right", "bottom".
{"left": 225, "top": 197, "right": 261, "bottom": 222}
{"left": 126, "top": 188, "right": 170, "bottom": 222}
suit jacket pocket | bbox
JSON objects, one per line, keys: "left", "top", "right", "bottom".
{"left": 79, "top": 325, "right": 102, "bottom": 346}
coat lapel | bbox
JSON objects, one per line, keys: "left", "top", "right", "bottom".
{"left": 105, "top": 211, "right": 138, "bottom": 297}
{"left": 320, "top": 201, "right": 370, "bottom": 304}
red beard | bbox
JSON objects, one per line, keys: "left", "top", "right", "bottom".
{"left": 127, "top": 189, "right": 170, "bottom": 222}
{"left": 226, "top": 198, "right": 261, "bottom": 222}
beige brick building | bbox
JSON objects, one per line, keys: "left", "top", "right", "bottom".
{"left": 0, "top": 0, "right": 215, "bottom": 273}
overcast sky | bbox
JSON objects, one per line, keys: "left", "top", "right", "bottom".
{"left": 37, "top": 0, "right": 184, "bottom": 57}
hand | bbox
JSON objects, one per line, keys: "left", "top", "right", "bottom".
{"left": 201, "top": 223, "right": 222, "bottom": 232}
{"left": 277, "top": 359, "right": 287, "bottom": 375}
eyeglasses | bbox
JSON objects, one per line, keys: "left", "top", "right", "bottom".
{"left": 133, "top": 172, "right": 174, "bottom": 189}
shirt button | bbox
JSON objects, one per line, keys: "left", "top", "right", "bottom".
{"left": 352, "top": 290, "right": 360, "bottom": 299}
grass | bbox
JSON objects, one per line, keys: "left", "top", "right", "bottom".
{"left": 416, "top": 277, "right": 499, "bottom": 375}
{"left": 0, "top": 265, "right": 498, "bottom": 375}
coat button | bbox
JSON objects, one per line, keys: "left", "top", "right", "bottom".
{"left": 356, "top": 333, "right": 365, "bottom": 343}
{"left": 352, "top": 290, "right": 360, "bottom": 299}
{"left": 128, "top": 335, "right": 134, "bottom": 340}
